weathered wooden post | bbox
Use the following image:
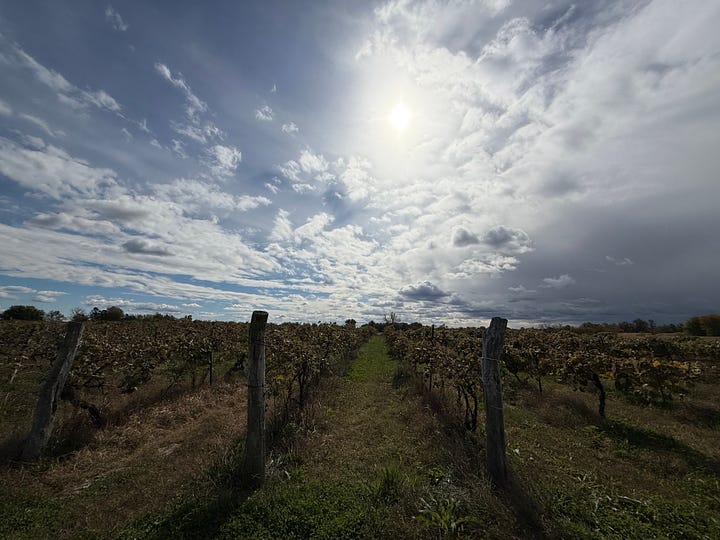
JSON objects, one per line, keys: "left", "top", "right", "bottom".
{"left": 242, "top": 310, "right": 268, "bottom": 486}
{"left": 482, "top": 317, "right": 508, "bottom": 487}
{"left": 21, "top": 321, "right": 84, "bottom": 460}
{"left": 208, "top": 351, "right": 214, "bottom": 386}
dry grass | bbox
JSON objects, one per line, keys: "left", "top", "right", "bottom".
{"left": 1, "top": 380, "right": 248, "bottom": 539}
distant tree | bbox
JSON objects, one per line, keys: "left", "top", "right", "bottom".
{"left": 384, "top": 312, "right": 400, "bottom": 325}
{"left": 633, "top": 319, "right": 650, "bottom": 333}
{"left": 618, "top": 321, "right": 634, "bottom": 332}
{"left": 104, "top": 306, "right": 125, "bottom": 321}
{"left": 71, "top": 307, "right": 89, "bottom": 322}
{"left": 685, "top": 316, "right": 704, "bottom": 336}
{"left": 345, "top": 318, "right": 357, "bottom": 328}
{"left": 701, "top": 315, "right": 720, "bottom": 336}
{"left": 1, "top": 305, "right": 45, "bottom": 320}
{"left": 89, "top": 306, "right": 125, "bottom": 321}
{"left": 45, "top": 310, "right": 66, "bottom": 322}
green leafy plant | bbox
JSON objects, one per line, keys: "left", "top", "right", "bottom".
{"left": 417, "top": 494, "right": 480, "bottom": 536}
{"left": 372, "top": 464, "right": 407, "bottom": 503}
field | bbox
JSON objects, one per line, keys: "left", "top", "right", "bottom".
{"left": 1, "top": 320, "right": 719, "bottom": 538}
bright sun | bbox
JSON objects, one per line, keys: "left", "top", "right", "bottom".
{"left": 388, "top": 103, "right": 411, "bottom": 133}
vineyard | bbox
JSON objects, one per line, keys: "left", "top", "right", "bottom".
{"left": 385, "top": 325, "right": 720, "bottom": 430}
{"left": 0, "top": 319, "right": 373, "bottom": 456}
{"left": 1, "top": 319, "right": 720, "bottom": 538}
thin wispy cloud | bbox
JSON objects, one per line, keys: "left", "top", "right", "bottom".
{"left": 105, "top": 6, "right": 129, "bottom": 32}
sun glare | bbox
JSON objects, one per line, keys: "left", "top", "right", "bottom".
{"left": 389, "top": 103, "right": 411, "bottom": 133}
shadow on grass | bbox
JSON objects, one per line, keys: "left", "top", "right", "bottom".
{"left": 501, "top": 470, "right": 549, "bottom": 540}
{"left": 600, "top": 420, "right": 720, "bottom": 475}
{"left": 117, "top": 486, "right": 249, "bottom": 540}
{"left": 676, "top": 403, "right": 720, "bottom": 429}
{"left": 116, "top": 435, "right": 256, "bottom": 540}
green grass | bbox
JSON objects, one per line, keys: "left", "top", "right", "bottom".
{"left": 345, "top": 335, "right": 397, "bottom": 381}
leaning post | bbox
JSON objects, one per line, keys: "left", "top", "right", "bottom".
{"left": 242, "top": 310, "right": 268, "bottom": 486}
{"left": 21, "top": 321, "right": 84, "bottom": 460}
{"left": 482, "top": 316, "right": 508, "bottom": 487}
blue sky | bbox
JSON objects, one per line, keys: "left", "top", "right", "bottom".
{"left": 0, "top": 0, "right": 719, "bottom": 325}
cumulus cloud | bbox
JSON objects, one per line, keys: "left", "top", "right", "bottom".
{"left": 452, "top": 227, "right": 479, "bottom": 247}
{"left": 205, "top": 144, "right": 242, "bottom": 177}
{"left": 399, "top": 281, "right": 449, "bottom": 300}
{"left": 281, "top": 121, "right": 298, "bottom": 134}
{"left": 482, "top": 225, "right": 532, "bottom": 253}
{"left": 255, "top": 105, "right": 274, "bottom": 121}
{"left": 122, "top": 238, "right": 172, "bottom": 256}
{"left": 279, "top": 149, "right": 332, "bottom": 184}
{"left": 339, "top": 156, "right": 376, "bottom": 201}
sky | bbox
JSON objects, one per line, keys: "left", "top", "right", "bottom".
{"left": 0, "top": 0, "right": 718, "bottom": 326}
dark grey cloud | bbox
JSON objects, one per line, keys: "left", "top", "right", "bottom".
{"left": 399, "top": 281, "right": 449, "bottom": 300}
{"left": 90, "top": 203, "right": 152, "bottom": 222}
{"left": 452, "top": 227, "right": 480, "bottom": 247}
{"left": 122, "top": 238, "right": 172, "bottom": 256}
{"left": 482, "top": 225, "right": 532, "bottom": 252}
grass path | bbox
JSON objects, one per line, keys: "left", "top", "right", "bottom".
{"left": 209, "top": 334, "right": 514, "bottom": 539}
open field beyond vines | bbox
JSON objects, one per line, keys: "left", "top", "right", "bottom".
{"left": 1, "top": 321, "right": 719, "bottom": 538}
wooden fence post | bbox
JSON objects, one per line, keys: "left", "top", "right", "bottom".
{"left": 242, "top": 310, "right": 268, "bottom": 486}
{"left": 21, "top": 321, "right": 84, "bottom": 460}
{"left": 482, "top": 317, "right": 508, "bottom": 487}
{"left": 209, "top": 351, "right": 214, "bottom": 386}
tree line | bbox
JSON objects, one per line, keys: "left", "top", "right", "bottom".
{"left": 0, "top": 304, "right": 190, "bottom": 322}
{"left": 1, "top": 304, "right": 719, "bottom": 336}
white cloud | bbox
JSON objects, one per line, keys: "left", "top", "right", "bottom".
{"left": 155, "top": 62, "right": 221, "bottom": 144}
{"left": 255, "top": 105, "right": 274, "bottom": 121}
{"left": 205, "top": 144, "right": 242, "bottom": 177}
{"left": 33, "top": 294, "right": 60, "bottom": 303}
{"left": 339, "top": 156, "right": 376, "bottom": 201}
{"left": 11, "top": 43, "right": 123, "bottom": 112}
{"left": 0, "top": 136, "right": 117, "bottom": 199}
{"left": 281, "top": 121, "right": 298, "bottom": 134}
{"left": 153, "top": 178, "right": 270, "bottom": 213}
{"left": 83, "top": 89, "right": 121, "bottom": 112}
{"left": 0, "top": 285, "right": 35, "bottom": 299}
{"left": 171, "top": 139, "right": 187, "bottom": 158}
{"left": 105, "top": 5, "right": 129, "bottom": 32}
{"left": 18, "top": 113, "right": 61, "bottom": 137}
